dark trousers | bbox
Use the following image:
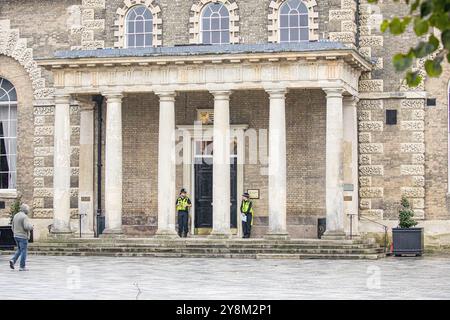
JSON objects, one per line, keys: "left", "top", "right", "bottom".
{"left": 242, "top": 213, "right": 252, "bottom": 238}
{"left": 178, "top": 211, "right": 189, "bottom": 236}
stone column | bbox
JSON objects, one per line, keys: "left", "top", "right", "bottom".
{"left": 343, "top": 96, "right": 359, "bottom": 237}
{"left": 51, "top": 93, "right": 72, "bottom": 237}
{"left": 323, "top": 88, "right": 346, "bottom": 240}
{"left": 103, "top": 93, "right": 123, "bottom": 236}
{"left": 210, "top": 90, "right": 232, "bottom": 238}
{"left": 155, "top": 91, "right": 178, "bottom": 238}
{"left": 77, "top": 97, "right": 95, "bottom": 237}
{"left": 266, "top": 89, "right": 289, "bottom": 239}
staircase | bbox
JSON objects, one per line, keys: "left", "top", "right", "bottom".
{"left": 19, "top": 238, "right": 386, "bottom": 260}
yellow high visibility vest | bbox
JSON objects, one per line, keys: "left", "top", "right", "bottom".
{"left": 176, "top": 197, "right": 190, "bottom": 211}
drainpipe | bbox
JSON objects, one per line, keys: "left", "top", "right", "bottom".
{"left": 93, "top": 95, "right": 104, "bottom": 237}
{"left": 355, "top": 0, "right": 361, "bottom": 48}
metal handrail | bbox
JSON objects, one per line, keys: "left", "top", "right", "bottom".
{"left": 359, "top": 215, "right": 391, "bottom": 254}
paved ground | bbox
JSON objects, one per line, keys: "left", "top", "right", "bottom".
{"left": 1, "top": 254, "right": 450, "bottom": 299}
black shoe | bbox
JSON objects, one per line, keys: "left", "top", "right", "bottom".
{"left": 9, "top": 260, "right": 14, "bottom": 270}
{"left": 178, "top": 233, "right": 182, "bottom": 238}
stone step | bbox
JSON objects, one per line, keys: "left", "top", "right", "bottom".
{"left": 19, "top": 251, "right": 384, "bottom": 260}
{"left": 27, "top": 245, "right": 384, "bottom": 255}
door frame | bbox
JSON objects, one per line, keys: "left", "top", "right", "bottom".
{"left": 177, "top": 124, "right": 248, "bottom": 236}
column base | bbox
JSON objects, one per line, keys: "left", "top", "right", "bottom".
{"left": 101, "top": 228, "right": 123, "bottom": 238}
{"left": 322, "top": 230, "right": 347, "bottom": 240}
{"left": 154, "top": 229, "right": 179, "bottom": 239}
{"left": 80, "top": 231, "right": 95, "bottom": 239}
{"left": 264, "top": 232, "right": 290, "bottom": 241}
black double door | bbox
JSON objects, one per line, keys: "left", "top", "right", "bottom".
{"left": 194, "top": 158, "right": 238, "bottom": 230}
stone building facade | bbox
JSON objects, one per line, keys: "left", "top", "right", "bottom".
{"left": 0, "top": 0, "right": 449, "bottom": 247}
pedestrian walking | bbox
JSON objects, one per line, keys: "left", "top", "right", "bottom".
{"left": 9, "top": 204, "right": 33, "bottom": 271}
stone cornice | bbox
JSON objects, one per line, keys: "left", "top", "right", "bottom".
{"left": 37, "top": 49, "right": 371, "bottom": 72}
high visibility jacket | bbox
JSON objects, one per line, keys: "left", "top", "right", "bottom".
{"left": 176, "top": 196, "right": 191, "bottom": 212}
{"left": 240, "top": 200, "right": 254, "bottom": 225}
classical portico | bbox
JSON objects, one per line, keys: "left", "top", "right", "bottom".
{"left": 39, "top": 43, "right": 370, "bottom": 239}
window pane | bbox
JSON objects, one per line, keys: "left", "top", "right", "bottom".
{"left": 127, "top": 35, "right": 135, "bottom": 47}
{"left": 127, "top": 10, "right": 137, "bottom": 20}
{"left": 290, "top": 28, "right": 299, "bottom": 41}
{"left": 300, "top": 28, "right": 309, "bottom": 41}
{"left": 221, "top": 31, "right": 230, "bottom": 44}
{"left": 145, "top": 34, "right": 152, "bottom": 46}
{"left": 300, "top": 14, "right": 308, "bottom": 26}
{"left": 280, "top": 28, "right": 289, "bottom": 42}
{"left": 136, "top": 34, "right": 145, "bottom": 47}
{"left": 135, "top": 6, "right": 145, "bottom": 15}
{"left": 136, "top": 21, "right": 144, "bottom": 33}
{"left": 202, "top": 31, "right": 211, "bottom": 44}
{"left": 145, "top": 20, "right": 153, "bottom": 33}
{"left": 202, "top": 18, "right": 210, "bottom": 31}
{"left": 280, "top": 15, "right": 289, "bottom": 28}
{"left": 280, "top": 3, "right": 290, "bottom": 14}
{"left": 127, "top": 21, "right": 135, "bottom": 34}
{"left": 211, "top": 17, "right": 220, "bottom": 30}
{"left": 219, "top": 5, "right": 229, "bottom": 16}
{"left": 0, "top": 123, "right": 8, "bottom": 138}
{"left": 220, "top": 17, "right": 229, "bottom": 30}
{"left": 290, "top": 14, "right": 299, "bottom": 27}
{"left": 143, "top": 9, "right": 152, "bottom": 20}
{"left": 212, "top": 31, "right": 220, "bottom": 44}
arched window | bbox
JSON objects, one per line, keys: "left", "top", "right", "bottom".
{"left": 125, "top": 5, "right": 153, "bottom": 48}
{"left": 279, "top": 0, "right": 309, "bottom": 43}
{"left": 201, "top": 2, "right": 230, "bottom": 45}
{"left": 0, "top": 78, "right": 17, "bottom": 189}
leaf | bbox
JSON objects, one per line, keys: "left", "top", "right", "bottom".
{"left": 442, "top": 29, "right": 450, "bottom": 50}
{"left": 389, "top": 17, "right": 406, "bottom": 34}
{"left": 393, "top": 53, "right": 414, "bottom": 71}
{"left": 420, "top": 0, "right": 433, "bottom": 18}
{"left": 406, "top": 71, "right": 423, "bottom": 87}
{"left": 381, "top": 19, "right": 390, "bottom": 33}
{"left": 424, "top": 58, "right": 443, "bottom": 77}
{"left": 413, "top": 18, "right": 429, "bottom": 35}
{"left": 413, "top": 38, "right": 438, "bottom": 58}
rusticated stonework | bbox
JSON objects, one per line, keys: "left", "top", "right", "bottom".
{"left": 0, "top": 19, "right": 54, "bottom": 100}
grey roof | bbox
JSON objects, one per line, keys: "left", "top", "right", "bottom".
{"left": 52, "top": 41, "right": 351, "bottom": 59}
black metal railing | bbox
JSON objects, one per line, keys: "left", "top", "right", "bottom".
{"left": 359, "top": 215, "right": 390, "bottom": 254}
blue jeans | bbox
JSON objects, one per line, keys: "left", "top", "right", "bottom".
{"left": 11, "top": 237, "right": 28, "bottom": 269}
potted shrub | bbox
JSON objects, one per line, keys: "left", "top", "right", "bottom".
{"left": 0, "top": 196, "right": 22, "bottom": 250}
{"left": 392, "top": 196, "right": 424, "bottom": 256}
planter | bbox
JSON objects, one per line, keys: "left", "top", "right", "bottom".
{"left": 0, "top": 226, "right": 15, "bottom": 250}
{"left": 392, "top": 227, "right": 424, "bottom": 256}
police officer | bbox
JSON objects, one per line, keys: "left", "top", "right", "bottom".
{"left": 240, "top": 192, "right": 254, "bottom": 238}
{"left": 176, "top": 188, "right": 192, "bottom": 238}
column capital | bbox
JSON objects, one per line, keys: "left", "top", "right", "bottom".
{"left": 103, "top": 92, "right": 123, "bottom": 103}
{"left": 155, "top": 91, "right": 177, "bottom": 102}
{"left": 343, "top": 95, "right": 360, "bottom": 108}
{"left": 54, "top": 93, "right": 71, "bottom": 104}
{"left": 265, "top": 88, "right": 287, "bottom": 98}
{"left": 324, "top": 87, "right": 344, "bottom": 98}
{"left": 75, "top": 96, "right": 96, "bottom": 111}
{"left": 210, "top": 90, "right": 232, "bottom": 100}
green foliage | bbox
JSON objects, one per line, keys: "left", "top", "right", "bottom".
{"left": 368, "top": 0, "right": 450, "bottom": 87}
{"left": 398, "top": 196, "right": 418, "bottom": 228}
{"left": 9, "top": 196, "right": 22, "bottom": 225}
